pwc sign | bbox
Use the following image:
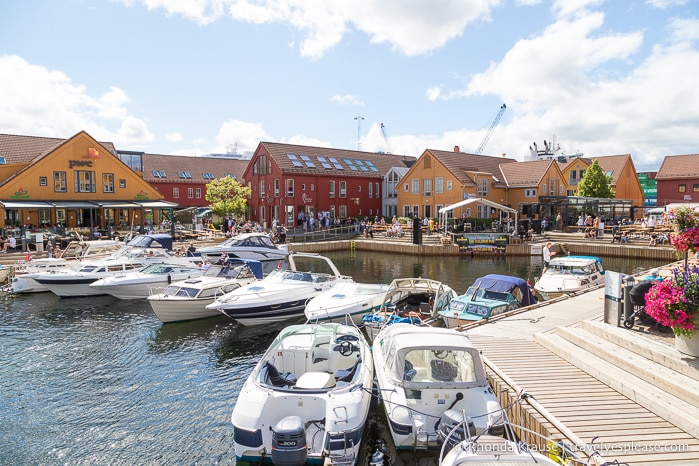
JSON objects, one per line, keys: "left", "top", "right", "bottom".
{"left": 69, "top": 147, "right": 101, "bottom": 168}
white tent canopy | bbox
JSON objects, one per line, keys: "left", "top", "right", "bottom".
{"left": 438, "top": 197, "right": 518, "bottom": 234}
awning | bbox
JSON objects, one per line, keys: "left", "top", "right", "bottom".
{"left": 438, "top": 197, "right": 518, "bottom": 234}
{"left": 97, "top": 201, "right": 141, "bottom": 208}
{"left": 134, "top": 200, "right": 179, "bottom": 208}
{"left": 51, "top": 201, "right": 100, "bottom": 208}
{"left": 0, "top": 200, "right": 55, "bottom": 208}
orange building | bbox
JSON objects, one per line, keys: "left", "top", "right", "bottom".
{"left": 0, "top": 131, "right": 174, "bottom": 237}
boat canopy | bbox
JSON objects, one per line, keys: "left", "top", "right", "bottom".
{"left": 471, "top": 274, "right": 537, "bottom": 307}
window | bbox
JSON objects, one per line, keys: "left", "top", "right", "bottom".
{"left": 368, "top": 183, "right": 372, "bottom": 198}
{"left": 39, "top": 176, "right": 47, "bottom": 187}
{"left": 679, "top": 184, "right": 686, "bottom": 193}
{"left": 525, "top": 189, "right": 537, "bottom": 197}
{"left": 570, "top": 171, "right": 577, "bottom": 181}
{"left": 412, "top": 179, "right": 419, "bottom": 194}
{"left": 693, "top": 184, "right": 699, "bottom": 193}
{"left": 375, "top": 182, "right": 379, "bottom": 198}
{"left": 259, "top": 180, "right": 265, "bottom": 197}
{"left": 286, "top": 179, "right": 294, "bottom": 197}
{"left": 404, "top": 183, "right": 409, "bottom": 192}
{"left": 119, "top": 179, "right": 126, "bottom": 188}
{"left": 447, "top": 180, "right": 452, "bottom": 190}
{"left": 103, "top": 173, "right": 114, "bottom": 193}
{"left": 274, "top": 179, "right": 280, "bottom": 197}
{"left": 173, "top": 187, "right": 180, "bottom": 198}
{"left": 195, "top": 188, "right": 201, "bottom": 198}
{"left": 54, "top": 171, "right": 67, "bottom": 192}
{"left": 301, "top": 184, "right": 306, "bottom": 191}
{"left": 74, "top": 170, "right": 95, "bottom": 193}
{"left": 477, "top": 178, "right": 488, "bottom": 197}
{"left": 188, "top": 187, "right": 194, "bottom": 198}
{"left": 436, "top": 177, "right": 444, "bottom": 193}
{"left": 339, "top": 205, "right": 347, "bottom": 219}
{"left": 329, "top": 180, "right": 336, "bottom": 198}
{"left": 423, "top": 178, "right": 432, "bottom": 196}
{"left": 339, "top": 181, "right": 347, "bottom": 198}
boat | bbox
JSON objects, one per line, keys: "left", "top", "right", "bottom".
{"left": 304, "top": 281, "right": 390, "bottom": 325}
{"left": 534, "top": 255, "right": 605, "bottom": 300}
{"left": 0, "top": 264, "right": 9, "bottom": 284}
{"left": 372, "top": 323, "right": 504, "bottom": 451}
{"left": 88, "top": 263, "right": 204, "bottom": 299}
{"left": 231, "top": 322, "right": 374, "bottom": 466}
{"left": 32, "top": 234, "right": 199, "bottom": 298}
{"left": 361, "top": 277, "right": 458, "bottom": 341}
{"left": 438, "top": 410, "right": 578, "bottom": 465}
{"left": 148, "top": 258, "right": 263, "bottom": 323}
{"left": 440, "top": 274, "right": 538, "bottom": 328}
{"left": 196, "top": 232, "right": 289, "bottom": 262}
{"left": 207, "top": 253, "right": 353, "bottom": 326}
{"left": 11, "top": 240, "right": 123, "bottom": 293}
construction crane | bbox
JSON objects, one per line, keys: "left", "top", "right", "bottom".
{"left": 475, "top": 103, "right": 506, "bottom": 155}
{"left": 380, "top": 123, "right": 392, "bottom": 154}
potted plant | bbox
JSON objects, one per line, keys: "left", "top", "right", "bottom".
{"left": 645, "top": 265, "right": 699, "bottom": 356}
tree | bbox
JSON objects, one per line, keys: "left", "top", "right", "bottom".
{"left": 576, "top": 159, "right": 615, "bottom": 198}
{"left": 204, "top": 176, "right": 251, "bottom": 219}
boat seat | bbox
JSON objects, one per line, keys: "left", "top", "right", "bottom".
{"left": 263, "top": 361, "right": 297, "bottom": 387}
{"left": 403, "top": 360, "right": 417, "bottom": 381}
{"left": 334, "top": 356, "right": 361, "bottom": 382}
{"left": 430, "top": 359, "right": 457, "bottom": 382}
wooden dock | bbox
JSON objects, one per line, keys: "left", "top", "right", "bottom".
{"left": 463, "top": 287, "right": 699, "bottom": 465}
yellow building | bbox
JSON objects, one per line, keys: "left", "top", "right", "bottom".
{"left": 0, "top": 131, "right": 174, "bottom": 237}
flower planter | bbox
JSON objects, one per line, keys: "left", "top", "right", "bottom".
{"left": 675, "top": 333, "right": 699, "bottom": 357}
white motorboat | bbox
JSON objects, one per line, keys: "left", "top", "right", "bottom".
{"left": 197, "top": 232, "right": 289, "bottom": 262}
{"left": 439, "top": 414, "right": 577, "bottom": 466}
{"left": 148, "top": 259, "right": 263, "bottom": 323}
{"left": 372, "top": 324, "right": 503, "bottom": 451}
{"left": 32, "top": 234, "right": 199, "bottom": 298}
{"left": 11, "top": 240, "right": 123, "bottom": 293}
{"left": 231, "top": 322, "right": 373, "bottom": 466}
{"left": 0, "top": 264, "right": 9, "bottom": 284}
{"left": 362, "top": 277, "right": 458, "bottom": 341}
{"left": 88, "top": 263, "right": 204, "bottom": 299}
{"left": 207, "top": 253, "right": 353, "bottom": 326}
{"left": 534, "top": 255, "right": 605, "bottom": 300}
{"left": 304, "top": 281, "right": 390, "bottom": 325}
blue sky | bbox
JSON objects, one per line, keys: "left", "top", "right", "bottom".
{"left": 1, "top": 0, "right": 697, "bottom": 172}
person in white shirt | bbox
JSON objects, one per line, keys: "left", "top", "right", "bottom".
{"left": 542, "top": 242, "right": 556, "bottom": 274}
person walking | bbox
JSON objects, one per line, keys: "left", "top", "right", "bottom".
{"left": 542, "top": 242, "right": 556, "bottom": 275}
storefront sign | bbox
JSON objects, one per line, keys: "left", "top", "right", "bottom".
{"left": 301, "top": 193, "right": 313, "bottom": 204}
{"left": 10, "top": 188, "right": 30, "bottom": 199}
{"left": 456, "top": 233, "right": 508, "bottom": 253}
{"left": 69, "top": 160, "right": 94, "bottom": 168}
{"left": 134, "top": 190, "right": 150, "bottom": 200}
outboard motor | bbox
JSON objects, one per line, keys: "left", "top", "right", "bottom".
{"left": 436, "top": 409, "right": 475, "bottom": 450}
{"left": 271, "top": 416, "right": 307, "bottom": 466}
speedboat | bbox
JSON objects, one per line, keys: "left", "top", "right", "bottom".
{"left": 207, "top": 253, "right": 353, "bottom": 326}
{"left": 32, "top": 234, "right": 199, "bottom": 298}
{"left": 440, "top": 274, "right": 537, "bottom": 328}
{"left": 304, "top": 281, "right": 390, "bottom": 325}
{"left": 439, "top": 409, "right": 577, "bottom": 466}
{"left": 372, "top": 324, "right": 503, "bottom": 451}
{"left": 148, "top": 259, "right": 263, "bottom": 323}
{"left": 362, "top": 277, "right": 457, "bottom": 341}
{"left": 534, "top": 255, "right": 605, "bottom": 300}
{"left": 197, "top": 232, "right": 289, "bottom": 262}
{"left": 231, "top": 322, "right": 373, "bottom": 466}
{"left": 88, "top": 263, "right": 204, "bottom": 299}
{"left": 11, "top": 240, "right": 123, "bottom": 293}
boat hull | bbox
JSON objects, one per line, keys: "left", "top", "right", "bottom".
{"left": 149, "top": 297, "right": 221, "bottom": 323}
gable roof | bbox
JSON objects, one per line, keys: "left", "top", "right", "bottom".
{"left": 656, "top": 154, "right": 699, "bottom": 180}
{"left": 257, "top": 142, "right": 416, "bottom": 177}
{"left": 426, "top": 149, "right": 517, "bottom": 187}
{"left": 499, "top": 159, "right": 556, "bottom": 187}
{"left": 142, "top": 153, "right": 250, "bottom": 183}
{"left": 0, "top": 132, "right": 117, "bottom": 164}
{"left": 593, "top": 154, "right": 633, "bottom": 185}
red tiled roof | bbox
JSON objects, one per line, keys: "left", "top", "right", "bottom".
{"left": 500, "top": 159, "right": 554, "bottom": 186}
{"left": 258, "top": 142, "right": 416, "bottom": 177}
{"left": 0, "top": 133, "right": 117, "bottom": 164}
{"left": 142, "top": 153, "right": 250, "bottom": 183}
{"left": 656, "top": 154, "right": 699, "bottom": 179}
{"left": 426, "top": 149, "right": 517, "bottom": 187}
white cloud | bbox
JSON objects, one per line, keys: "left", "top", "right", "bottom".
{"left": 331, "top": 94, "right": 365, "bottom": 106}
{"left": 165, "top": 132, "right": 184, "bottom": 142}
{"left": 645, "top": 0, "right": 688, "bottom": 8}
{"left": 0, "top": 54, "right": 154, "bottom": 145}
{"left": 215, "top": 119, "right": 272, "bottom": 153}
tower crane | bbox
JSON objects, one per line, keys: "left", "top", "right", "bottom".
{"left": 380, "top": 123, "right": 392, "bottom": 154}
{"left": 475, "top": 103, "right": 506, "bottom": 155}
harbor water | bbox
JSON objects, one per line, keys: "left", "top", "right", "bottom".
{"left": 0, "top": 251, "right": 666, "bottom": 465}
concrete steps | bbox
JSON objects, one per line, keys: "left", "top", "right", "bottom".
{"left": 533, "top": 322, "right": 699, "bottom": 438}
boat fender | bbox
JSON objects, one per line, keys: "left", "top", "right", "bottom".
{"left": 433, "top": 392, "right": 464, "bottom": 432}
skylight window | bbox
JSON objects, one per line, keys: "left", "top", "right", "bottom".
{"left": 286, "top": 153, "right": 303, "bottom": 167}
{"left": 0, "top": 156, "right": 6, "bottom": 164}
{"left": 159, "top": 171, "right": 167, "bottom": 178}
{"left": 152, "top": 170, "right": 160, "bottom": 178}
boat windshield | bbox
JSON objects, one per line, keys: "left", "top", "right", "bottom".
{"left": 400, "top": 348, "right": 478, "bottom": 384}
{"left": 162, "top": 286, "right": 198, "bottom": 298}
{"left": 549, "top": 263, "right": 594, "bottom": 275}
